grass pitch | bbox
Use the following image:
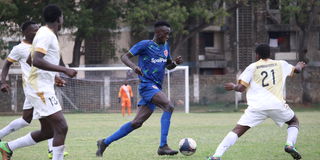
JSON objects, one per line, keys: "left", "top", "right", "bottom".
{"left": 0, "top": 111, "right": 319, "bottom": 160}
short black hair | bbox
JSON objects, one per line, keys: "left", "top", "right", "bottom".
{"left": 154, "top": 21, "right": 170, "bottom": 28}
{"left": 43, "top": 4, "right": 62, "bottom": 23}
{"left": 21, "top": 21, "right": 36, "bottom": 32}
{"left": 255, "top": 44, "right": 270, "bottom": 59}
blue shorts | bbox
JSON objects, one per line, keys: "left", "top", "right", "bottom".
{"left": 137, "top": 83, "right": 161, "bottom": 111}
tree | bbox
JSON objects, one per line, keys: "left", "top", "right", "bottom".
{"left": 266, "top": 0, "right": 320, "bottom": 103}
{"left": 69, "top": 0, "right": 122, "bottom": 66}
{"left": 124, "top": 0, "right": 244, "bottom": 55}
{"left": 0, "top": 0, "right": 121, "bottom": 66}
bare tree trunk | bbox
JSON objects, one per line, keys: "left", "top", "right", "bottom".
{"left": 297, "top": 29, "right": 312, "bottom": 103}
{"left": 69, "top": 35, "right": 83, "bottom": 67}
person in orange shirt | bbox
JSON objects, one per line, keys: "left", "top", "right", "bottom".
{"left": 118, "top": 81, "right": 133, "bottom": 116}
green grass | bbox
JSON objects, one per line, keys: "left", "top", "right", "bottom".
{"left": 0, "top": 111, "right": 319, "bottom": 160}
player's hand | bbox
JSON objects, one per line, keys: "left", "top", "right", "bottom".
{"left": 64, "top": 68, "right": 77, "bottom": 78}
{"left": 224, "top": 82, "right": 236, "bottom": 91}
{"left": 55, "top": 76, "right": 66, "bottom": 87}
{"left": 0, "top": 82, "right": 10, "bottom": 93}
{"left": 295, "top": 61, "right": 306, "bottom": 71}
{"left": 133, "top": 66, "right": 143, "bottom": 76}
{"left": 174, "top": 56, "right": 183, "bottom": 65}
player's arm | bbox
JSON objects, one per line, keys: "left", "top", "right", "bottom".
{"left": 32, "top": 51, "right": 77, "bottom": 78}
{"left": 224, "top": 82, "right": 246, "bottom": 92}
{"left": 118, "top": 87, "right": 122, "bottom": 103}
{"left": 0, "top": 60, "right": 13, "bottom": 92}
{"left": 293, "top": 61, "right": 306, "bottom": 73}
{"left": 166, "top": 56, "right": 183, "bottom": 70}
{"left": 121, "top": 52, "right": 143, "bottom": 75}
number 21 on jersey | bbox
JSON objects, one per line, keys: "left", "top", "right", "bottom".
{"left": 260, "top": 69, "right": 275, "bottom": 87}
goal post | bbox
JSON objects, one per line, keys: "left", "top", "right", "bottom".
{"left": 64, "top": 66, "right": 190, "bottom": 113}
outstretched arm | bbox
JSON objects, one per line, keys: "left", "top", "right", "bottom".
{"left": 32, "top": 52, "right": 77, "bottom": 78}
{"left": 294, "top": 61, "right": 306, "bottom": 73}
{"left": 121, "top": 52, "right": 143, "bottom": 76}
{"left": 166, "top": 56, "right": 183, "bottom": 70}
{"left": 0, "top": 60, "right": 13, "bottom": 92}
{"left": 224, "top": 82, "right": 246, "bottom": 92}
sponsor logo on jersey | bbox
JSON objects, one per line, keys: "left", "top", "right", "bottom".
{"left": 151, "top": 57, "right": 167, "bottom": 63}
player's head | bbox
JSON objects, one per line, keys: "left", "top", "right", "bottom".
{"left": 154, "top": 21, "right": 171, "bottom": 44}
{"left": 43, "top": 4, "right": 63, "bottom": 31}
{"left": 21, "top": 21, "right": 39, "bottom": 41}
{"left": 255, "top": 44, "right": 270, "bottom": 59}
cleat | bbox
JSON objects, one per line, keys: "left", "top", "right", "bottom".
{"left": 157, "top": 144, "right": 178, "bottom": 156}
{"left": 285, "top": 145, "right": 301, "bottom": 160}
{"left": 48, "top": 150, "right": 69, "bottom": 159}
{"left": 96, "top": 139, "right": 108, "bottom": 157}
{"left": 48, "top": 151, "right": 53, "bottom": 159}
{"left": 0, "top": 142, "right": 12, "bottom": 160}
{"left": 207, "top": 156, "right": 221, "bottom": 160}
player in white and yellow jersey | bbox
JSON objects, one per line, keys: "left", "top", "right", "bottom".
{"left": 0, "top": 21, "right": 68, "bottom": 159}
{"left": 0, "top": 4, "right": 77, "bottom": 160}
{"left": 207, "top": 44, "right": 305, "bottom": 160}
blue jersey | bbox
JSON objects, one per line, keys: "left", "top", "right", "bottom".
{"left": 129, "top": 40, "right": 171, "bottom": 87}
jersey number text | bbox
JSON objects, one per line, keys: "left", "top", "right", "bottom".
{"left": 261, "top": 69, "right": 275, "bottom": 87}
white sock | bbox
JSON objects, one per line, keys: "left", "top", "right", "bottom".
{"left": 286, "top": 127, "right": 298, "bottom": 146}
{"left": 52, "top": 145, "right": 65, "bottom": 160}
{"left": 48, "top": 138, "right": 53, "bottom": 152}
{"left": 213, "top": 132, "right": 238, "bottom": 157}
{"left": 8, "top": 133, "right": 36, "bottom": 151}
{"left": 0, "top": 117, "right": 29, "bottom": 139}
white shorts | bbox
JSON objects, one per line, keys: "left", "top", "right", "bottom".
{"left": 22, "top": 98, "right": 33, "bottom": 110}
{"left": 26, "top": 93, "right": 62, "bottom": 119}
{"left": 237, "top": 105, "right": 295, "bottom": 127}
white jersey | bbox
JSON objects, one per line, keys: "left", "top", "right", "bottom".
{"left": 28, "top": 26, "right": 60, "bottom": 96}
{"left": 7, "top": 40, "right": 32, "bottom": 90}
{"left": 238, "top": 59, "right": 295, "bottom": 110}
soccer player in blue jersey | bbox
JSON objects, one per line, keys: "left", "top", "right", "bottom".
{"left": 96, "top": 21, "right": 183, "bottom": 157}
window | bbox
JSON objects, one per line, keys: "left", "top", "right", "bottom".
{"left": 200, "top": 32, "right": 214, "bottom": 47}
{"left": 269, "top": 32, "right": 290, "bottom": 52}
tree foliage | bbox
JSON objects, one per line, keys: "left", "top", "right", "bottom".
{"left": 125, "top": 0, "right": 240, "bottom": 54}
{"left": 0, "top": 0, "right": 121, "bottom": 65}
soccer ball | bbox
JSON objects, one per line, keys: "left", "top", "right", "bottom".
{"left": 179, "top": 138, "right": 197, "bottom": 156}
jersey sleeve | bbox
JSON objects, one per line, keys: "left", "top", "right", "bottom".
{"left": 129, "top": 40, "right": 148, "bottom": 56}
{"left": 33, "top": 31, "right": 52, "bottom": 54}
{"left": 238, "top": 64, "right": 255, "bottom": 87}
{"left": 280, "top": 60, "right": 295, "bottom": 77}
{"left": 7, "top": 46, "right": 20, "bottom": 62}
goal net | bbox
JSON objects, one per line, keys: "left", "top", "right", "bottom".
{"left": 1, "top": 66, "right": 189, "bottom": 113}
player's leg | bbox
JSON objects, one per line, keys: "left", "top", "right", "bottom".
{"left": 208, "top": 125, "right": 250, "bottom": 160}
{"left": 284, "top": 115, "right": 301, "bottom": 159}
{"left": 151, "top": 91, "right": 178, "bottom": 155}
{"left": 0, "top": 99, "right": 33, "bottom": 139}
{"left": 96, "top": 106, "right": 153, "bottom": 157}
{"left": 127, "top": 100, "right": 132, "bottom": 116}
{"left": 208, "top": 109, "right": 266, "bottom": 159}
{"left": 46, "top": 111, "right": 68, "bottom": 160}
{"left": 0, "top": 118, "right": 53, "bottom": 160}
{"left": 121, "top": 103, "right": 125, "bottom": 117}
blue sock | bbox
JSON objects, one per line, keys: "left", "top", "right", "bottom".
{"left": 160, "top": 111, "right": 172, "bottom": 147}
{"left": 104, "top": 122, "right": 134, "bottom": 145}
